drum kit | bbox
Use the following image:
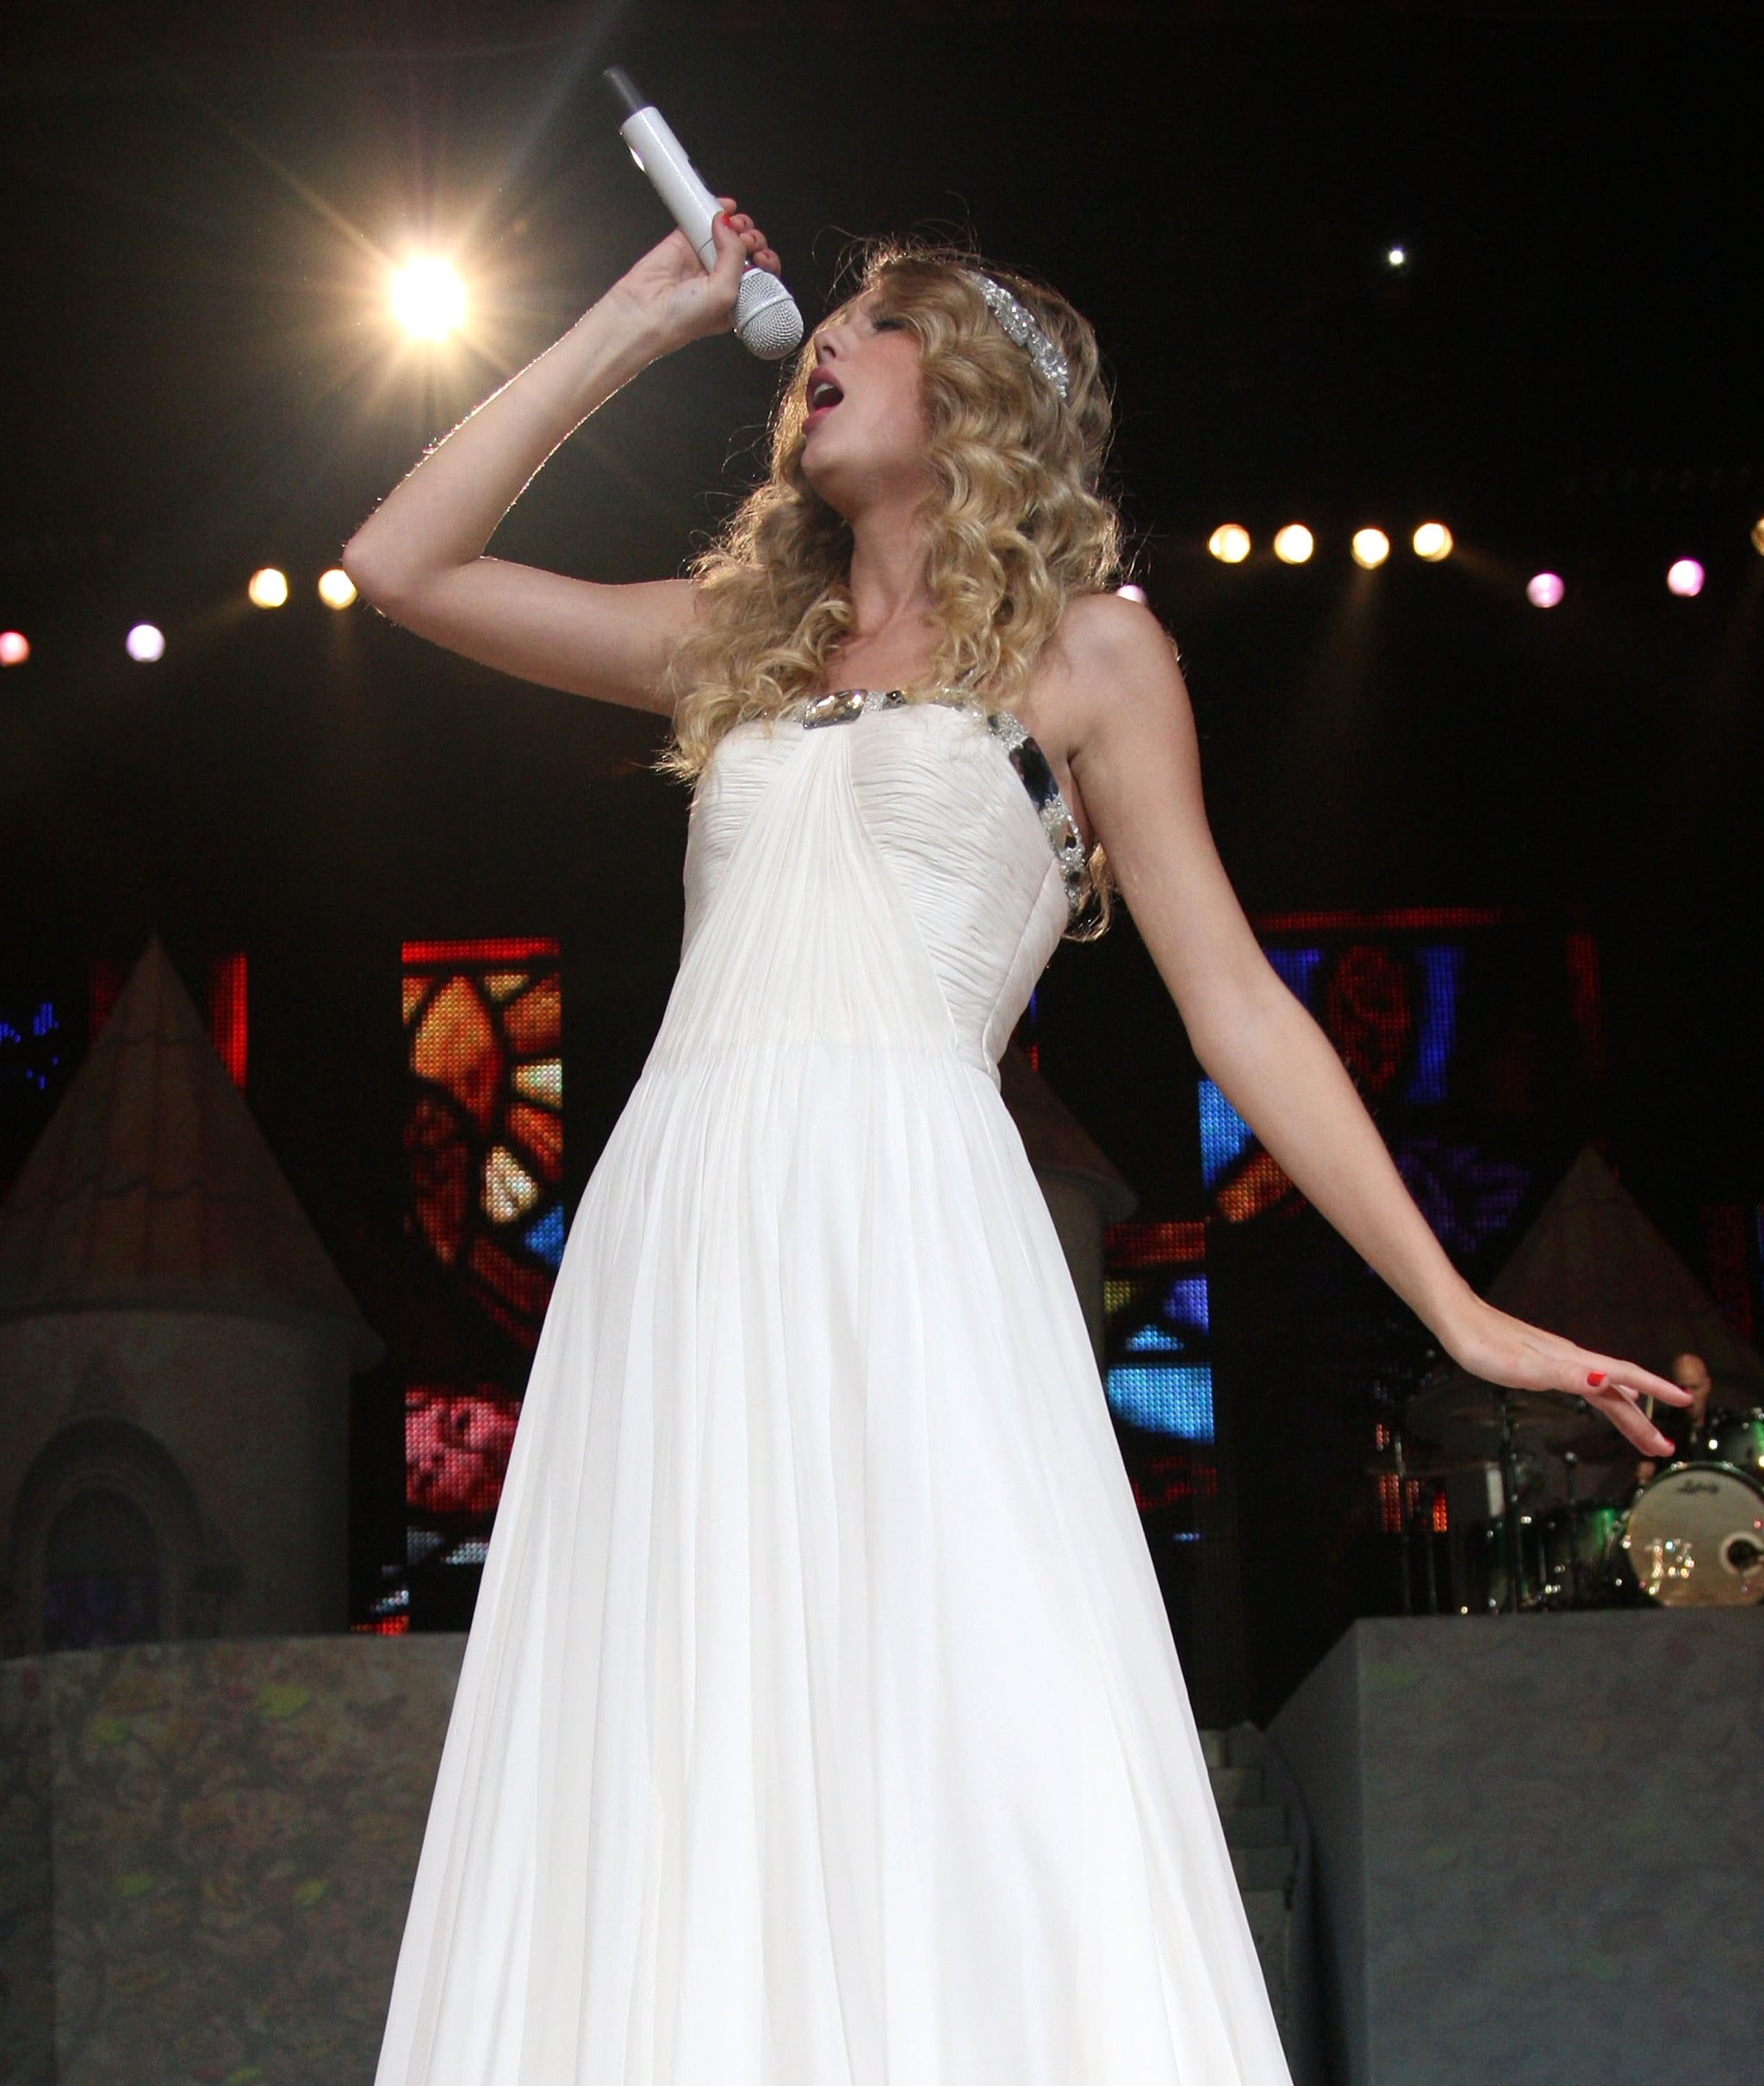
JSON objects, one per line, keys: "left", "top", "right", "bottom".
{"left": 1381, "top": 1382, "right": 1764, "bottom": 1615}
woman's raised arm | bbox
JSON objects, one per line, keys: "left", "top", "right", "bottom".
{"left": 1065, "top": 593, "right": 1691, "bottom": 1456}
{"left": 341, "top": 204, "right": 780, "bottom": 716}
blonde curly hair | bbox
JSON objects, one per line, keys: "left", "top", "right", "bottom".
{"left": 658, "top": 239, "right": 1127, "bottom": 938}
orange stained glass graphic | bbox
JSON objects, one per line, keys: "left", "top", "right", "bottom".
{"left": 405, "top": 1093, "right": 472, "bottom": 1265}
{"left": 1102, "top": 1219, "right": 1209, "bottom": 1268}
{"left": 468, "top": 1234, "right": 556, "bottom": 1344}
{"left": 506, "top": 1100, "right": 562, "bottom": 1179}
{"left": 403, "top": 941, "right": 563, "bottom": 1346}
{"left": 501, "top": 975, "right": 562, "bottom": 1057}
{"left": 413, "top": 976, "right": 505, "bottom": 1133}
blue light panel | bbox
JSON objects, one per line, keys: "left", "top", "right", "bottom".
{"left": 1198, "top": 1077, "right": 1255, "bottom": 1189}
{"left": 1402, "top": 944, "right": 1464, "bottom": 1106}
{"left": 522, "top": 1205, "right": 566, "bottom": 1268}
{"left": 1105, "top": 1363, "right": 1216, "bottom": 1442}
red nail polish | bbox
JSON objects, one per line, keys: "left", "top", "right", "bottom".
{"left": 1586, "top": 1371, "right": 1606, "bottom": 1388}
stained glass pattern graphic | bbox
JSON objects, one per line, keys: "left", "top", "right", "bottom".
{"left": 1189, "top": 910, "right": 1603, "bottom": 1267}
{"left": 1104, "top": 1220, "right": 1218, "bottom": 1460}
{"left": 405, "top": 1385, "right": 524, "bottom": 1570}
{"left": 401, "top": 937, "right": 564, "bottom": 1349}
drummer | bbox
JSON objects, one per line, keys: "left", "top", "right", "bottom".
{"left": 1634, "top": 1351, "right": 1717, "bottom": 1484}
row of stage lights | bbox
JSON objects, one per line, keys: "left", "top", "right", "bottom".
{"left": 5, "top": 511, "right": 1763, "bottom": 670}
{"left": 0, "top": 567, "right": 357, "bottom": 667}
{"left": 1206, "top": 518, "right": 1764, "bottom": 605}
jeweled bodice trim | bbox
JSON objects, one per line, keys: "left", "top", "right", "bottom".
{"left": 780, "top": 687, "right": 1094, "bottom": 928}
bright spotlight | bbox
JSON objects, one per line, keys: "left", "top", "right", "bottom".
{"left": 1351, "top": 529, "right": 1390, "bottom": 569}
{"left": 1413, "top": 522, "right": 1453, "bottom": 562}
{"left": 1387, "top": 246, "right": 1407, "bottom": 268}
{"left": 1667, "top": 558, "right": 1705, "bottom": 599}
{"left": 392, "top": 258, "right": 466, "bottom": 340}
{"left": 318, "top": 568, "right": 357, "bottom": 610}
{"left": 0, "top": 630, "right": 28, "bottom": 667}
{"left": 1526, "top": 573, "right": 1565, "bottom": 609}
{"left": 126, "top": 623, "right": 165, "bottom": 662}
{"left": 1115, "top": 583, "right": 1148, "bottom": 605}
{"left": 1273, "top": 525, "right": 1314, "bottom": 565}
{"left": 1208, "top": 525, "right": 1252, "bottom": 565}
{"left": 248, "top": 567, "right": 289, "bottom": 609}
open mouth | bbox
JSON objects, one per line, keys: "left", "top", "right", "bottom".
{"left": 805, "top": 373, "right": 843, "bottom": 420}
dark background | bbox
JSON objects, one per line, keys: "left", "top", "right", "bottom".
{"left": 3, "top": 1, "right": 1760, "bottom": 1717}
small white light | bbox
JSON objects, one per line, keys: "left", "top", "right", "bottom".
{"left": 1115, "top": 583, "right": 1148, "bottom": 605}
{"left": 248, "top": 567, "right": 289, "bottom": 609}
{"left": 1351, "top": 529, "right": 1390, "bottom": 569}
{"left": 1273, "top": 524, "right": 1314, "bottom": 565}
{"left": 1208, "top": 525, "right": 1252, "bottom": 565}
{"left": 1667, "top": 558, "right": 1705, "bottom": 599}
{"left": 1388, "top": 246, "right": 1407, "bottom": 268}
{"left": 1526, "top": 572, "right": 1565, "bottom": 609}
{"left": 0, "top": 630, "right": 29, "bottom": 667}
{"left": 126, "top": 623, "right": 165, "bottom": 662}
{"left": 1413, "top": 522, "right": 1454, "bottom": 562}
{"left": 318, "top": 568, "right": 357, "bottom": 610}
{"left": 391, "top": 258, "right": 466, "bottom": 341}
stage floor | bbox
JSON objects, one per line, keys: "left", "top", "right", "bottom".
{"left": 1270, "top": 1611, "right": 1761, "bottom": 2086}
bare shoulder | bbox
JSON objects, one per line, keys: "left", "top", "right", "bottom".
{"left": 1053, "top": 591, "right": 1191, "bottom": 747}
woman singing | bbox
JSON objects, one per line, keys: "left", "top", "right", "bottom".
{"left": 345, "top": 203, "right": 1686, "bottom": 2086}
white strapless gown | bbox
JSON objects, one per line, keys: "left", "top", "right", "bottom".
{"left": 374, "top": 693, "right": 1293, "bottom": 2086}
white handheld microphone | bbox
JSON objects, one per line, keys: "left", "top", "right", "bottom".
{"left": 604, "top": 67, "right": 804, "bottom": 362}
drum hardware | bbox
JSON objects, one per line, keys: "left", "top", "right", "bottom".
{"left": 1390, "top": 1390, "right": 1764, "bottom": 1617}
{"left": 1497, "top": 1393, "right": 1525, "bottom": 1614}
{"left": 1366, "top": 1435, "right": 1458, "bottom": 1615}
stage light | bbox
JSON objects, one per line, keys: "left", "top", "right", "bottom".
{"left": 0, "top": 630, "right": 28, "bottom": 667}
{"left": 248, "top": 567, "right": 289, "bottom": 609}
{"left": 1115, "top": 583, "right": 1148, "bottom": 605}
{"left": 1387, "top": 246, "right": 1407, "bottom": 268}
{"left": 1667, "top": 558, "right": 1705, "bottom": 598}
{"left": 1208, "top": 525, "right": 1251, "bottom": 564}
{"left": 392, "top": 258, "right": 466, "bottom": 341}
{"left": 1526, "top": 573, "right": 1565, "bottom": 609}
{"left": 318, "top": 568, "right": 357, "bottom": 609}
{"left": 1351, "top": 529, "right": 1390, "bottom": 569}
{"left": 1273, "top": 525, "right": 1314, "bottom": 565}
{"left": 1753, "top": 517, "right": 1764, "bottom": 556}
{"left": 1413, "top": 522, "right": 1453, "bottom": 562}
{"left": 126, "top": 624, "right": 165, "bottom": 661}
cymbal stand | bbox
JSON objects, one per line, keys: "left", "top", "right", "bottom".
{"left": 1498, "top": 1393, "right": 1525, "bottom": 1614}
{"left": 1562, "top": 1450, "right": 1581, "bottom": 1611}
{"left": 1422, "top": 1482, "right": 1441, "bottom": 1615}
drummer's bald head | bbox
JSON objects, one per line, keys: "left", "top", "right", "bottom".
{"left": 1670, "top": 1352, "right": 1711, "bottom": 1389}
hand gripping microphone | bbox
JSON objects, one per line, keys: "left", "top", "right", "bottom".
{"left": 604, "top": 67, "right": 804, "bottom": 362}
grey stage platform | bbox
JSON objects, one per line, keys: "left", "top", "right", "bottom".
{"left": 0, "top": 1635, "right": 1301, "bottom": 2084}
{"left": 1270, "top": 1611, "right": 1762, "bottom": 2086}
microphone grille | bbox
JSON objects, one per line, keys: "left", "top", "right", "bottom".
{"left": 735, "top": 269, "right": 804, "bottom": 361}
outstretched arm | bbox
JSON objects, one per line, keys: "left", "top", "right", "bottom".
{"left": 1066, "top": 594, "right": 1688, "bottom": 1456}
{"left": 341, "top": 203, "right": 781, "bottom": 715}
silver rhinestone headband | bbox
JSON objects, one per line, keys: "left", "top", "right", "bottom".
{"left": 964, "top": 271, "right": 1071, "bottom": 402}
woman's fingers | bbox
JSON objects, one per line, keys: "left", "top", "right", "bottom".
{"left": 1584, "top": 1381, "right": 1677, "bottom": 1457}
{"left": 1457, "top": 1306, "right": 1692, "bottom": 1456}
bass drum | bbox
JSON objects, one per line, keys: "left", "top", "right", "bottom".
{"left": 1621, "top": 1461, "right": 1764, "bottom": 1608}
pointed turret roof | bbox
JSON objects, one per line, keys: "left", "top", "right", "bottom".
{"left": 1429, "top": 1144, "right": 1764, "bottom": 1404}
{"left": 0, "top": 938, "right": 381, "bottom": 1366}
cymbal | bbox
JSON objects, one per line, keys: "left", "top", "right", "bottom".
{"left": 1405, "top": 1382, "right": 1627, "bottom": 1458}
